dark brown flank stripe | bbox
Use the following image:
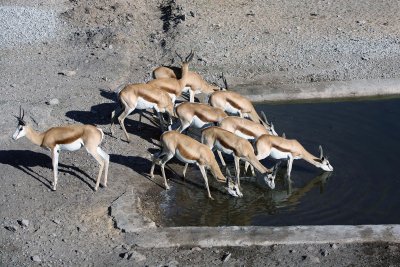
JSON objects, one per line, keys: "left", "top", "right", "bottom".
{"left": 176, "top": 144, "right": 197, "bottom": 160}
{"left": 195, "top": 110, "right": 218, "bottom": 123}
{"left": 236, "top": 125, "right": 257, "bottom": 137}
{"left": 226, "top": 98, "right": 242, "bottom": 110}
{"left": 56, "top": 132, "right": 83, "bottom": 145}
{"left": 140, "top": 91, "right": 161, "bottom": 103}
{"left": 271, "top": 144, "right": 293, "bottom": 153}
{"left": 217, "top": 134, "right": 239, "bottom": 155}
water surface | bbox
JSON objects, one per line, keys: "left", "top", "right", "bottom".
{"left": 155, "top": 97, "right": 400, "bottom": 226}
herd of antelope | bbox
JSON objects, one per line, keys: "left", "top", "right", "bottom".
{"left": 13, "top": 51, "right": 333, "bottom": 199}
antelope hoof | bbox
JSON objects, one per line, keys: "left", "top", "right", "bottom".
{"left": 165, "top": 184, "right": 170, "bottom": 190}
{"left": 94, "top": 186, "right": 99, "bottom": 191}
{"left": 52, "top": 186, "right": 56, "bottom": 191}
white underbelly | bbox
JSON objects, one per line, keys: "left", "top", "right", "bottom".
{"left": 136, "top": 97, "right": 157, "bottom": 110}
{"left": 191, "top": 115, "right": 208, "bottom": 128}
{"left": 270, "top": 148, "right": 291, "bottom": 160}
{"left": 215, "top": 140, "right": 233, "bottom": 155}
{"left": 224, "top": 102, "right": 240, "bottom": 115}
{"left": 59, "top": 138, "right": 84, "bottom": 152}
{"left": 234, "top": 130, "right": 254, "bottom": 140}
{"left": 181, "top": 86, "right": 191, "bottom": 93}
{"left": 175, "top": 149, "right": 196, "bottom": 164}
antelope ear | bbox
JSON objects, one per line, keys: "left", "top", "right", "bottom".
{"left": 319, "top": 145, "right": 323, "bottom": 159}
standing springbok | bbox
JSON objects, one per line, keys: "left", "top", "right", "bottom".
{"left": 110, "top": 83, "right": 175, "bottom": 142}
{"left": 12, "top": 108, "right": 109, "bottom": 191}
{"left": 201, "top": 126, "right": 280, "bottom": 190}
{"left": 175, "top": 102, "right": 228, "bottom": 133}
{"left": 147, "top": 51, "right": 194, "bottom": 104}
{"left": 248, "top": 134, "right": 333, "bottom": 179}
{"left": 153, "top": 66, "right": 225, "bottom": 102}
{"left": 219, "top": 112, "right": 277, "bottom": 140}
{"left": 150, "top": 131, "right": 242, "bottom": 199}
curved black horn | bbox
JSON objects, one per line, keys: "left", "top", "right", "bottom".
{"left": 221, "top": 73, "right": 228, "bottom": 90}
{"left": 175, "top": 51, "right": 183, "bottom": 62}
{"left": 185, "top": 50, "right": 194, "bottom": 62}
{"left": 282, "top": 132, "right": 286, "bottom": 139}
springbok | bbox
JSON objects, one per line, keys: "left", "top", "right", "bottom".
{"left": 110, "top": 83, "right": 175, "bottom": 142}
{"left": 175, "top": 102, "right": 228, "bottom": 133}
{"left": 218, "top": 112, "right": 277, "bottom": 140}
{"left": 12, "top": 108, "right": 109, "bottom": 191}
{"left": 153, "top": 66, "right": 225, "bottom": 102}
{"left": 208, "top": 88, "right": 268, "bottom": 126}
{"left": 149, "top": 131, "right": 242, "bottom": 199}
{"left": 247, "top": 134, "right": 333, "bottom": 179}
{"left": 201, "top": 126, "right": 280, "bottom": 190}
{"left": 147, "top": 51, "right": 194, "bottom": 104}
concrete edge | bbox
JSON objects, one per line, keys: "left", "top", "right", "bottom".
{"left": 235, "top": 78, "right": 400, "bottom": 102}
{"left": 111, "top": 191, "right": 400, "bottom": 248}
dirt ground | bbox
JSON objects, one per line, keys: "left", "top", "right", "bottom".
{"left": 1, "top": 0, "right": 400, "bottom": 266}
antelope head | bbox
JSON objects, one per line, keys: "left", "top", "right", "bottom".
{"left": 260, "top": 111, "right": 278, "bottom": 136}
{"left": 225, "top": 168, "right": 243, "bottom": 197}
{"left": 12, "top": 107, "right": 27, "bottom": 140}
{"left": 317, "top": 145, "right": 333, "bottom": 171}
{"left": 263, "top": 161, "right": 281, "bottom": 189}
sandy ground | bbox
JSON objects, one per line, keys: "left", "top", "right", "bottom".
{"left": 1, "top": 0, "right": 400, "bottom": 265}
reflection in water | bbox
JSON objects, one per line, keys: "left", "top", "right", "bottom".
{"left": 159, "top": 162, "right": 332, "bottom": 226}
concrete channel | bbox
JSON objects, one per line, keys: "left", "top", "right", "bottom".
{"left": 111, "top": 80, "right": 400, "bottom": 248}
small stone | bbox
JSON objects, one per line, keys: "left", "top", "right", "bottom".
{"left": 58, "top": 70, "right": 76, "bottom": 77}
{"left": 52, "top": 219, "right": 61, "bottom": 225}
{"left": 320, "top": 249, "right": 329, "bottom": 256}
{"left": 5, "top": 225, "right": 17, "bottom": 232}
{"left": 309, "top": 255, "right": 320, "bottom": 263}
{"left": 77, "top": 226, "right": 87, "bottom": 232}
{"left": 330, "top": 243, "right": 338, "bottom": 250}
{"left": 356, "top": 20, "right": 366, "bottom": 25}
{"left": 10, "top": 84, "right": 16, "bottom": 88}
{"left": 109, "top": 45, "right": 113, "bottom": 50}
{"left": 289, "top": 249, "right": 296, "bottom": 253}
{"left": 191, "top": 247, "right": 202, "bottom": 251}
{"left": 46, "top": 98, "right": 59, "bottom": 105}
{"left": 32, "top": 255, "right": 41, "bottom": 262}
{"left": 306, "top": 246, "right": 314, "bottom": 252}
{"left": 18, "top": 219, "right": 29, "bottom": 228}
{"left": 221, "top": 252, "right": 231, "bottom": 262}
{"left": 301, "top": 255, "right": 307, "bottom": 260}
{"left": 387, "top": 245, "right": 398, "bottom": 252}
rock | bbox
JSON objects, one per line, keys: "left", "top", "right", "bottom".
{"left": 330, "top": 243, "right": 338, "bottom": 250}
{"left": 32, "top": 255, "right": 41, "bottom": 262}
{"left": 46, "top": 98, "right": 59, "bottom": 105}
{"left": 191, "top": 247, "right": 202, "bottom": 251}
{"left": 356, "top": 20, "right": 366, "bottom": 25}
{"left": 289, "top": 249, "right": 296, "bottom": 253}
{"left": 386, "top": 245, "right": 398, "bottom": 252}
{"left": 18, "top": 219, "right": 29, "bottom": 227}
{"left": 129, "top": 250, "right": 146, "bottom": 262}
{"left": 4, "top": 225, "right": 17, "bottom": 232}
{"left": 221, "top": 252, "right": 231, "bottom": 262}
{"left": 52, "top": 219, "right": 61, "bottom": 225}
{"left": 306, "top": 246, "right": 314, "bottom": 252}
{"left": 58, "top": 70, "right": 76, "bottom": 77}
{"left": 301, "top": 255, "right": 307, "bottom": 260}
{"left": 167, "top": 260, "right": 179, "bottom": 267}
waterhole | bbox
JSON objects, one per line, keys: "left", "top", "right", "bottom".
{"left": 151, "top": 97, "right": 400, "bottom": 226}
